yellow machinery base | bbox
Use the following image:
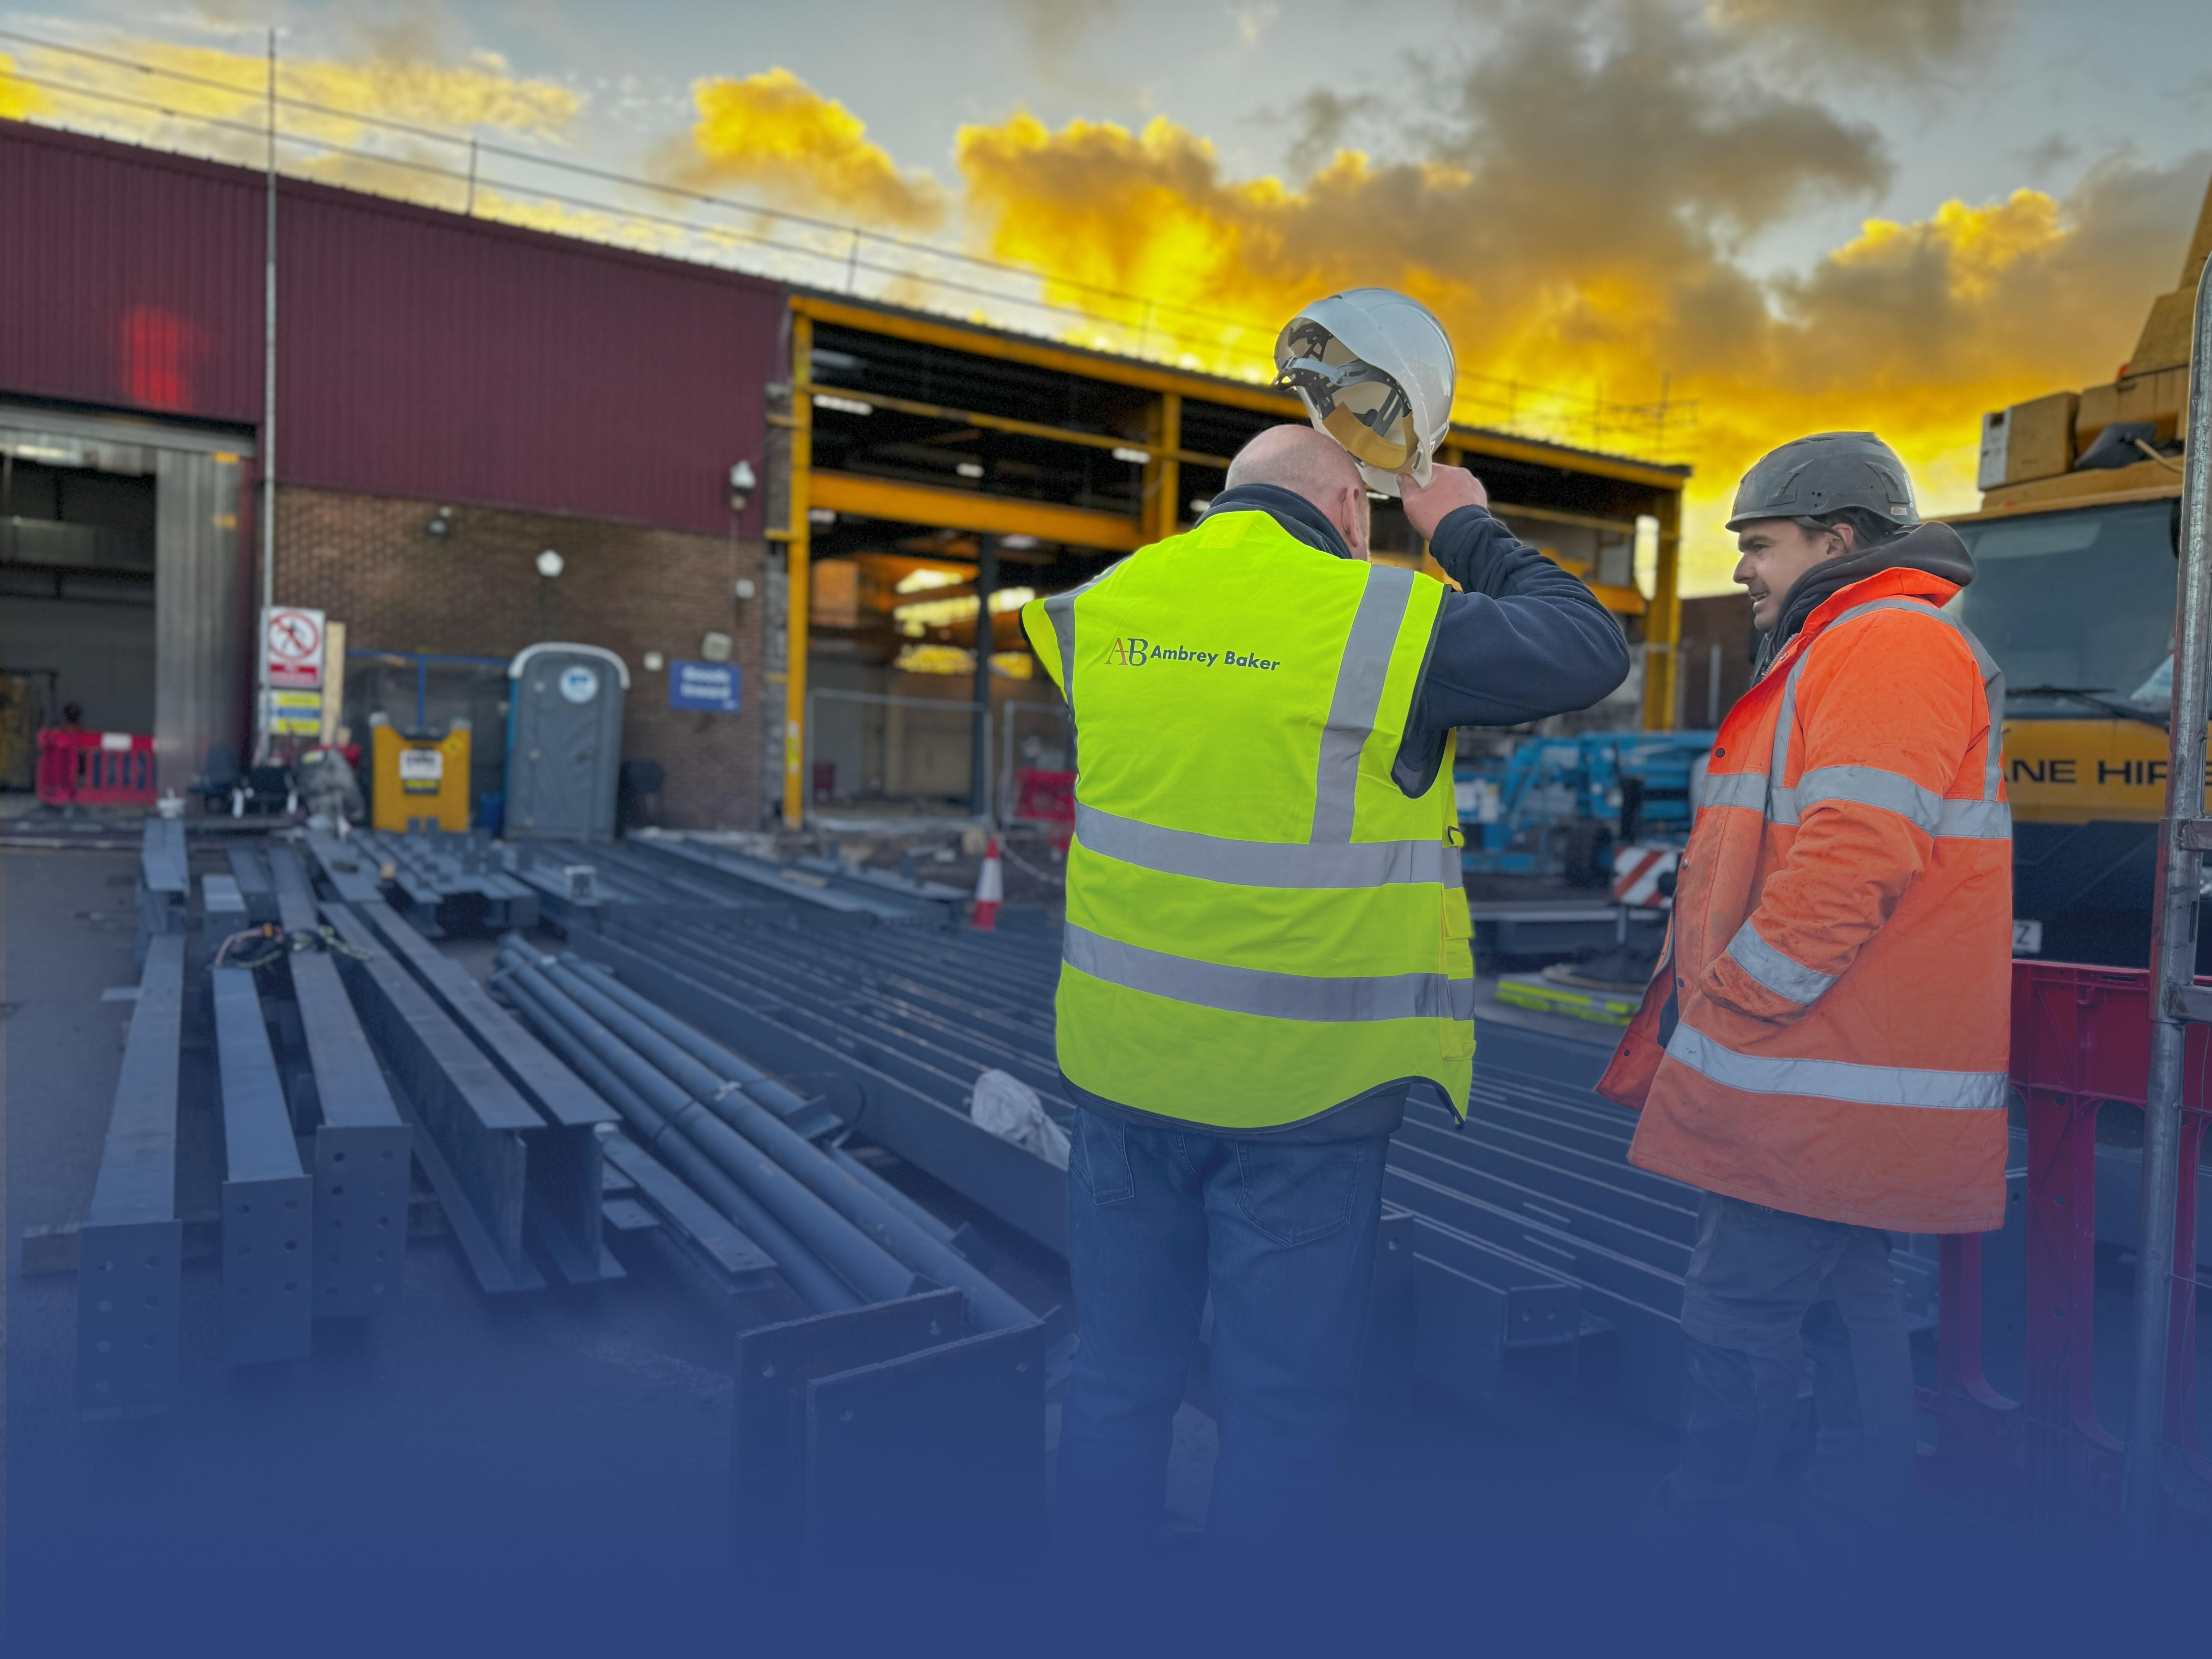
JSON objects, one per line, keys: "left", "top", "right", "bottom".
{"left": 1494, "top": 974, "right": 1640, "bottom": 1027}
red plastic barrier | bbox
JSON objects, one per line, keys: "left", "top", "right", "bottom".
{"left": 1929, "top": 960, "right": 2211, "bottom": 1532}
{"left": 1012, "top": 767, "right": 1076, "bottom": 851}
{"left": 36, "top": 728, "right": 157, "bottom": 806}
{"left": 1013, "top": 768, "right": 1075, "bottom": 824}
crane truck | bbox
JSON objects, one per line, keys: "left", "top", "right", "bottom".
{"left": 1947, "top": 172, "right": 2210, "bottom": 967}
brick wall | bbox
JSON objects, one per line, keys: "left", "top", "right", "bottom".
{"left": 276, "top": 485, "right": 768, "bottom": 828}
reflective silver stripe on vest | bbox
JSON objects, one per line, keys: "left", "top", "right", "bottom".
{"left": 1064, "top": 922, "right": 1475, "bottom": 1024}
{"left": 1074, "top": 802, "right": 1456, "bottom": 889}
{"left": 1772, "top": 763, "right": 1942, "bottom": 832}
{"left": 1310, "top": 565, "right": 1419, "bottom": 843}
{"left": 1724, "top": 918, "right": 1836, "bottom": 1005}
{"left": 1041, "top": 559, "right": 1126, "bottom": 709}
{"left": 1699, "top": 769, "right": 1768, "bottom": 812}
{"left": 1765, "top": 596, "right": 2010, "bottom": 842}
{"left": 1665, "top": 1021, "right": 2008, "bottom": 1110}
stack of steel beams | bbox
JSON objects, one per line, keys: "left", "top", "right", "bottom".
{"left": 625, "top": 836, "right": 960, "bottom": 927}
{"left": 76, "top": 930, "right": 186, "bottom": 1416}
{"left": 570, "top": 912, "right": 1071, "bottom": 1251}
{"left": 493, "top": 941, "right": 1038, "bottom": 1334}
{"left": 345, "top": 828, "right": 541, "bottom": 934}
{"left": 577, "top": 911, "right": 1952, "bottom": 1426}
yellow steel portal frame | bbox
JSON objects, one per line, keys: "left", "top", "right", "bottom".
{"left": 778, "top": 294, "right": 1690, "bottom": 825}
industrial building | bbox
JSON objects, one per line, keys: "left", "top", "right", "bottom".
{"left": 2, "top": 120, "right": 1690, "bottom": 832}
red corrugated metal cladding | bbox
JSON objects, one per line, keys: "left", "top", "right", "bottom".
{"left": 278, "top": 187, "right": 782, "bottom": 534}
{"left": 0, "top": 125, "right": 264, "bottom": 422}
{"left": 2, "top": 123, "right": 785, "bottom": 536}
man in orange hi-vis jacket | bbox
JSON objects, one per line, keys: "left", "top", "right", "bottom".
{"left": 1599, "top": 431, "right": 2010, "bottom": 1554}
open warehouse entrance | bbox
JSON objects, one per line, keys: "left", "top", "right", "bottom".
{"left": 773, "top": 295, "right": 1691, "bottom": 829}
{"left": 0, "top": 406, "right": 252, "bottom": 796}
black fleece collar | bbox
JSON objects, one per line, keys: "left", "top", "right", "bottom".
{"left": 1199, "top": 483, "right": 1353, "bottom": 560}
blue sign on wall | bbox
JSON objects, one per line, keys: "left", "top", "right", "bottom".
{"left": 670, "top": 660, "right": 741, "bottom": 712}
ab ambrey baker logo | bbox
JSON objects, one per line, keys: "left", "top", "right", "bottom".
{"left": 1108, "top": 637, "right": 1280, "bottom": 671}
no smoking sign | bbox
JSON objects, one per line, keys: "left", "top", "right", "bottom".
{"left": 262, "top": 606, "right": 326, "bottom": 689}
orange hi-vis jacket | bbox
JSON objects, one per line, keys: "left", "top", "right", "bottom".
{"left": 1598, "top": 564, "right": 2012, "bottom": 1234}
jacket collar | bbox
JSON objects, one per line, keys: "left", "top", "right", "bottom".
{"left": 1765, "top": 565, "right": 1964, "bottom": 682}
{"left": 1756, "top": 519, "right": 1975, "bottom": 675}
{"left": 1197, "top": 483, "right": 1353, "bottom": 560}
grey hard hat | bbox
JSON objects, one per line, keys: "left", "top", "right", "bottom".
{"left": 1726, "top": 431, "right": 1920, "bottom": 532}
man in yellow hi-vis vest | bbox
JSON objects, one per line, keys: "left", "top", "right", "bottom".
{"left": 1023, "top": 420, "right": 1630, "bottom": 1563}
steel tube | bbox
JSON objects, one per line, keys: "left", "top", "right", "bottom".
{"left": 2130, "top": 251, "right": 2212, "bottom": 1546}
{"left": 498, "top": 953, "right": 916, "bottom": 1305}
{"left": 570, "top": 955, "right": 812, "bottom": 1116}
{"left": 501, "top": 974, "right": 856, "bottom": 1312}
{"left": 826, "top": 1145, "right": 960, "bottom": 1247}
{"left": 539, "top": 957, "right": 1032, "bottom": 1329}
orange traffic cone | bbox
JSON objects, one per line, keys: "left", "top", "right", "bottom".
{"left": 972, "top": 834, "right": 1004, "bottom": 930}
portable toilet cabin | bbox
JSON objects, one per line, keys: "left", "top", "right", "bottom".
{"left": 504, "top": 642, "right": 628, "bottom": 840}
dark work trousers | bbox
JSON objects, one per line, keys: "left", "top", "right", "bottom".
{"left": 1053, "top": 1107, "right": 1389, "bottom": 1567}
{"left": 1661, "top": 1190, "right": 1917, "bottom": 1544}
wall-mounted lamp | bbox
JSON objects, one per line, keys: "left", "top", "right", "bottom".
{"left": 426, "top": 506, "right": 455, "bottom": 538}
{"left": 701, "top": 630, "right": 734, "bottom": 664}
{"left": 642, "top": 651, "right": 666, "bottom": 672}
{"left": 535, "top": 548, "right": 565, "bottom": 579}
{"left": 733, "top": 577, "right": 757, "bottom": 602}
{"left": 729, "top": 459, "right": 756, "bottom": 513}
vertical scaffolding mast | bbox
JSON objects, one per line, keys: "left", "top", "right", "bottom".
{"left": 260, "top": 29, "right": 278, "bottom": 616}
{"left": 782, "top": 314, "right": 814, "bottom": 829}
{"left": 2130, "top": 252, "right": 2212, "bottom": 1544}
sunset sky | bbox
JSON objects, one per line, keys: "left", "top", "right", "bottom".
{"left": 4, "top": 0, "right": 2207, "bottom": 590}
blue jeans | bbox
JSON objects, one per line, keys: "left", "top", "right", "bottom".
{"left": 1054, "top": 1108, "right": 1390, "bottom": 1563}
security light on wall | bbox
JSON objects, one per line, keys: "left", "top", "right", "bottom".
{"left": 642, "top": 651, "right": 666, "bottom": 672}
{"left": 734, "top": 577, "right": 757, "bottom": 602}
{"left": 729, "top": 459, "right": 756, "bottom": 512}
{"left": 426, "top": 506, "right": 454, "bottom": 538}
{"left": 535, "top": 548, "right": 564, "bottom": 578}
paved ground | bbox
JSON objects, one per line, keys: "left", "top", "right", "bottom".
{"left": 5, "top": 840, "right": 2201, "bottom": 1653}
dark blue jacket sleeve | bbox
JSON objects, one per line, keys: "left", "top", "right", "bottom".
{"left": 1392, "top": 505, "right": 1633, "bottom": 795}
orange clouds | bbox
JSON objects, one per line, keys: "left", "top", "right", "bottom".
{"left": 669, "top": 69, "right": 945, "bottom": 230}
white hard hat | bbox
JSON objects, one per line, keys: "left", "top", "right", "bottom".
{"left": 1273, "top": 288, "right": 1456, "bottom": 496}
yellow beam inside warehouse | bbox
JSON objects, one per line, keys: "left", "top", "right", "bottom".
{"left": 1144, "top": 392, "right": 1182, "bottom": 546}
{"left": 811, "top": 384, "right": 1231, "bottom": 469}
{"left": 1641, "top": 492, "right": 1683, "bottom": 730}
{"left": 795, "top": 294, "right": 1692, "bottom": 493}
{"left": 808, "top": 471, "right": 1144, "bottom": 552}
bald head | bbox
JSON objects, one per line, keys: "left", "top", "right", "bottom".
{"left": 1226, "top": 423, "right": 1362, "bottom": 498}
{"left": 1221, "top": 424, "right": 1371, "bottom": 557}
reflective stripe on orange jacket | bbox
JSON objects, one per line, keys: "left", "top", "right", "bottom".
{"left": 1597, "top": 565, "right": 2012, "bottom": 1234}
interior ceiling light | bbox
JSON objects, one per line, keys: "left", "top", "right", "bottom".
{"left": 892, "top": 642, "right": 974, "bottom": 676}
{"left": 895, "top": 567, "right": 967, "bottom": 594}
{"left": 1000, "top": 534, "right": 1040, "bottom": 551}
{"left": 955, "top": 462, "right": 985, "bottom": 479}
{"left": 892, "top": 587, "right": 1037, "bottom": 633}
{"left": 813, "top": 394, "right": 873, "bottom": 416}
{"left": 1111, "top": 447, "right": 1151, "bottom": 465}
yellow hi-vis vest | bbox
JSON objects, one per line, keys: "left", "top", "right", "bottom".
{"left": 1020, "top": 508, "right": 1475, "bottom": 1131}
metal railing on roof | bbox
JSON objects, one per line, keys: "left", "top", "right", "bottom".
{"left": 0, "top": 27, "right": 1697, "bottom": 461}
